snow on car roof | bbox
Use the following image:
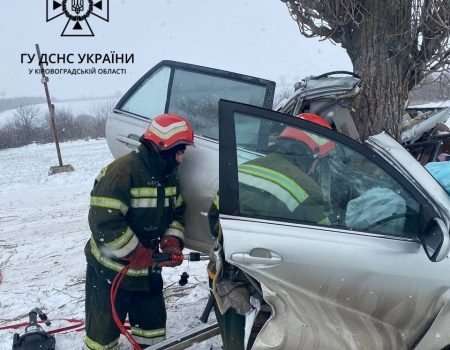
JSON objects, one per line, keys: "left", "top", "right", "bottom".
{"left": 409, "top": 100, "right": 450, "bottom": 109}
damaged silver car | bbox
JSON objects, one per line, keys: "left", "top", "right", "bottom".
{"left": 217, "top": 100, "right": 450, "bottom": 350}
{"left": 106, "top": 60, "right": 450, "bottom": 349}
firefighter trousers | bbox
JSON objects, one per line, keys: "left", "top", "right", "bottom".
{"left": 84, "top": 265, "right": 167, "bottom": 349}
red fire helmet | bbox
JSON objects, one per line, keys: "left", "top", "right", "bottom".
{"left": 279, "top": 113, "right": 335, "bottom": 156}
{"left": 143, "top": 114, "right": 195, "bottom": 150}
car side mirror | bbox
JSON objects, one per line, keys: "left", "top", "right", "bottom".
{"left": 421, "top": 218, "right": 450, "bottom": 262}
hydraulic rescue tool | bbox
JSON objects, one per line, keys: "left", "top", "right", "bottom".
{"left": 12, "top": 308, "right": 55, "bottom": 350}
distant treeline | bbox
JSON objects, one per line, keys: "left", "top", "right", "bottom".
{"left": 409, "top": 72, "right": 450, "bottom": 104}
{"left": 0, "top": 100, "right": 114, "bottom": 150}
{"left": 0, "top": 97, "right": 50, "bottom": 113}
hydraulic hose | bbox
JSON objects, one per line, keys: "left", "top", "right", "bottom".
{"left": 110, "top": 265, "right": 142, "bottom": 350}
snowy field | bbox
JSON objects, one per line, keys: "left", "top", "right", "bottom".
{"left": 0, "top": 139, "right": 220, "bottom": 349}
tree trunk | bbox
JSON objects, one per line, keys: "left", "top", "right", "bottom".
{"left": 343, "top": 1, "right": 412, "bottom": 141}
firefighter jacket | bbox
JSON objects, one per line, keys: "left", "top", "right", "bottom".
{"left": 84, "top": 144, "right": 185, "bottom": 291}
{"left": 237, "top": 152, "right": 330, "bottom": 224}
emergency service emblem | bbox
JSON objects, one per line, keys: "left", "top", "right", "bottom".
{"left": 46, "top": 0, "right": 109, "bottom": 37}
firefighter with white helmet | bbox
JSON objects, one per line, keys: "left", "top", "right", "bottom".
{"left": 84, "top": 114, "right": 195, "bottom": 349}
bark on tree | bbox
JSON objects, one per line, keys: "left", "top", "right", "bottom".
{"left": 282, "top": 0, "right": 450, "bottom": 140}
{"left": 345, "top": 1, "right": 412, "bottom": 139}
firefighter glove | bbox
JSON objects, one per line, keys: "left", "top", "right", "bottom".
{"left": 159, "top": 236, "right": 183, "bottom": 268}
{"left": 126, "top": 242, "right": 153, "bottom": 269}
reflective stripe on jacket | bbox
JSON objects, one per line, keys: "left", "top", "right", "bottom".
{"left": 238, "top": 153, "right": 329, "bottom": 224}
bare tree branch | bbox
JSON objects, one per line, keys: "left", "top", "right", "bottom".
{"left": 282, "top": 0, "right": 362, "bottom": 43}
{"left": 281, "top": 0, "right": 450, "bottom": 139}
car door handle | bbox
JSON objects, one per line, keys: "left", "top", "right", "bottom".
{"left": 116, "top": 135, "right": 140, "bottom": 148}
{"left": 230, "top": 250, "right": 282, "bottom": 265}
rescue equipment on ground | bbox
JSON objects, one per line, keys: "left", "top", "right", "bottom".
{"left": 11, "top": 308, "right": 55, "bottom": 350}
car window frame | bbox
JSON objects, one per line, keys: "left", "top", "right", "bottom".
{"left": 114, "top": 60, "right": 276, "bottom": 123}
{"left": 218, "top": 99, "right": 438, "bottom": 241}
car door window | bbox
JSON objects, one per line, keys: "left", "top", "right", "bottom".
{"left": 224, "top": 108, "right": 421, "bottom": 238}
{"left": 168, "top": 69, "right": 267, "bottom": 140}
{"left": 121, "top": 66, "right": 171, "bottom": 119}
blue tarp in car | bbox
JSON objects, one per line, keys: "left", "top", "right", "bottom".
{"left": 425, "top": 161, "right": 450, "bottom": 196}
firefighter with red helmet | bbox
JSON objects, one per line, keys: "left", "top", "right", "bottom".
{"left": 84, "top": 114, "right": 195, "bottom": 349}
{"left": 237, "top": 112, "right": 334, "bottom": 223}
{"left": 281, "top": 112, "right": 335, "bottom": 158}
{"left": 207, "top": 113, "right": 333, "bottom": 350}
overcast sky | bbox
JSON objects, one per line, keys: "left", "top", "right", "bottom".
{"left": 0, "top": 0, "right": 352, "bottom": 100}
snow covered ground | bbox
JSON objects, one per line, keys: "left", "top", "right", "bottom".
{"left": 0, "top": 139, "right": 220, "bottom": 349}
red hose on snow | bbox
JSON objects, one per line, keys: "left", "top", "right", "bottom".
{"left": 110, "top": 266, "right": 142, "bottom": 350}
{"left": 0, "top": 319, "right": 84, "bottom": 334}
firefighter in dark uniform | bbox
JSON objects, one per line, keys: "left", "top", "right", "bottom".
{"left": 207, "top": 113, "right": 334, "bottom": 349}
{"left": 84, "top": 114, "right": 195, "bottom": 350}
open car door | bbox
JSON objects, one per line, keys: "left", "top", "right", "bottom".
{"left": 105, "top": 60, "right": 276, "bottom": 252}
{"left": 217, "top": 100, "right": 450, "bottom": 350}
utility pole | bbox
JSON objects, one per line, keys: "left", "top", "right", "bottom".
{"left": 35, "top": 44, "right": 74, "bottom": 175}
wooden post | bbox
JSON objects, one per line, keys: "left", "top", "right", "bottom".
{"left": 35, "top": 44, "right": 63, "bottom": 166}
{"left": 35, "top": 44, "right": 74, "bottom": 175}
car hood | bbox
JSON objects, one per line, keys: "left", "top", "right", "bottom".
{"left": 365, "top": 132, "right": 450, "bottom": 219}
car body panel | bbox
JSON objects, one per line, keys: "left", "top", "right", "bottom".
{"left": 220, "top": 217, "right": 450, "bottom": 350}
{"left": 217, "top": 100, "right": 450, "bottom": 349}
